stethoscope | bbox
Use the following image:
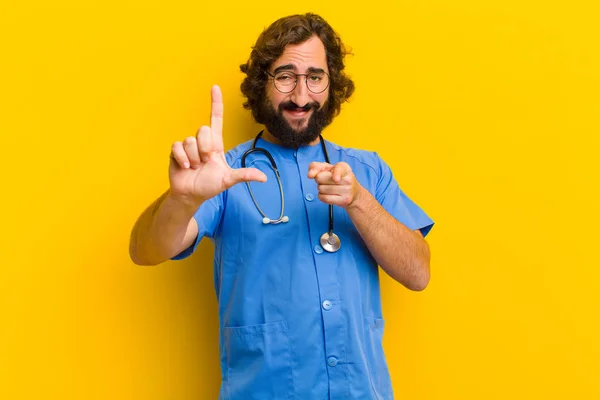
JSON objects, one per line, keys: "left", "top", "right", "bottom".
{"left": 241, "top": 131, "right": 341, "bottom": 253}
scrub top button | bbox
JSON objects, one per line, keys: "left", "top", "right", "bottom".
{"left": 327, "top": 357, "right": 338, "bottom": 367}
{"left": 322, "top": 300, "right": 332, "bottom": 310}
{"left": 314, "top": 245, "right": 323, "bottom": 254}
{"left": 305, "top": 193, "right": 314, "bottom": 201}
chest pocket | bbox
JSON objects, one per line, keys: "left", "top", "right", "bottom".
{"left": 223, "top": 321, "right": 294, "bottom": 400}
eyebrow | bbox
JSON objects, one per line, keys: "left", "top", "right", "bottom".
{"left": 272, "top": 64, "right": 327, "bottom": 75}
{"left": 307, "top": 66, "right": 327, "bottom": 74}
{"left": 273, "top": 64, "right": 294, "bottom": 74}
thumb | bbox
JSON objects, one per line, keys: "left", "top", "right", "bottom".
{"left": 226, "top": 167, "right": 268, "bottom": 187}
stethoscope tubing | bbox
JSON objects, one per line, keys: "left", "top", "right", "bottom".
{"left": 240, "top": 131, "right": 340, "bottom": 252}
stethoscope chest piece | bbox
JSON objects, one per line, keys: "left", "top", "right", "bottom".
{"left": 320, "top": 231, "right": 341, "bottom": 253}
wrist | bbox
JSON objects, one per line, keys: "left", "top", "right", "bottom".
{"left": 165, "top": 190, "right": 203, "bottom": 213}
{"left": 347, "top": 185, "right": 368, "bottom": 211}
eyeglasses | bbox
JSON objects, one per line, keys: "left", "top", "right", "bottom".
{"left": 266, "top": 70, "right": 330, "bottom": 94}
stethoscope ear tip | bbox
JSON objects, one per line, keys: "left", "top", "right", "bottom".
{"left": 262, "top": 216, "right": 289, "bottom": 224}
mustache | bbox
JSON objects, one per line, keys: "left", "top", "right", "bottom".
{"left": 278, "top": 101, "right": 320, "bottom": 112}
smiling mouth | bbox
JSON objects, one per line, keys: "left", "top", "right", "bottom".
{"left": 284, "top": 108, "right": 311, "bottom": 118}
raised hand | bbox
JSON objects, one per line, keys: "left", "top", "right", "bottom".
{"left": 308, "top": 161, "right": 363, "bottom": 208}
{"left": 169, "top": 85, "right": 267, "bottom": 206}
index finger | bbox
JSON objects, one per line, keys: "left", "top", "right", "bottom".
{"left": 210, "top": 85, "right": 224, "bottom": 152}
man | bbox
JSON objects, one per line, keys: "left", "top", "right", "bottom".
{"left": 130, "top": 13, "right": 433, "bottom": 400}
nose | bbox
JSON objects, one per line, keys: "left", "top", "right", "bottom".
{"left": 290, "top": 76, "right": 310, "bottom": 108}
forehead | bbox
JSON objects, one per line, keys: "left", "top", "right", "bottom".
{"left": 271, "top": 35, "right": 328, "bottom": 72}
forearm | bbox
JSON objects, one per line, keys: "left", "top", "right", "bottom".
{"left": 346, "top": 187, "right": 431, "bottom": 291}
{"left": 129, "top": 190, "right": 200, "bottom": 266}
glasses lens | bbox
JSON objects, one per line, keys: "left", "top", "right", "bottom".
{"left": 307, "top": 72, "right": 329, "bottom": 93}
{"left": 273, "top": 72, "right": 297, "bottom": 93}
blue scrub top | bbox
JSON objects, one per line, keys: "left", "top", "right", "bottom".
{"left": 173, "top": 136, "right": 434, "bottom": 400}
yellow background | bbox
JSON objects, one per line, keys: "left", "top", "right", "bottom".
{"left": 1, "top": 1, "right": 599, "bottom": 399}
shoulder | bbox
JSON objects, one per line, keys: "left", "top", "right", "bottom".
{"left": 224, "top": 139, "right": 254, "bottom": 167}
{"left": 325, "top": 140, "right": 389, "bottom": 175}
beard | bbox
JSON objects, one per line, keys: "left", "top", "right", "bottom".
{"left": 260, "top": 98, "right": 332, "bottom": 148}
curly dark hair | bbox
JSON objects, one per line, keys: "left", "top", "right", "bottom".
{"left": 240, "top": 13, "right": 355, "bottom": 125}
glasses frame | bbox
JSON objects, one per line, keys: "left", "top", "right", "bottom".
{"left": 265, "top": 70, "right": 330, "bottom": 94}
